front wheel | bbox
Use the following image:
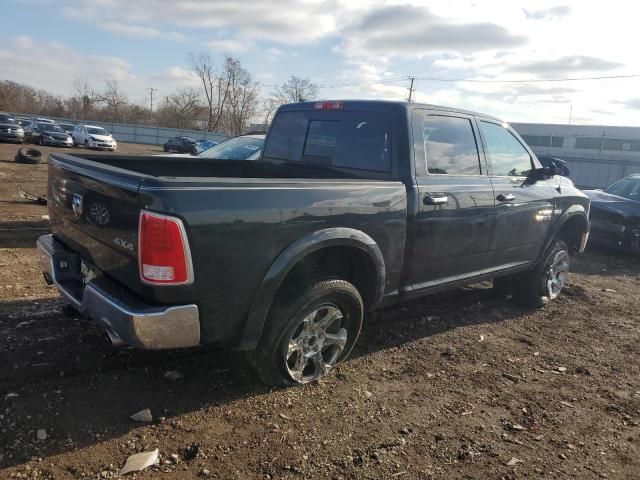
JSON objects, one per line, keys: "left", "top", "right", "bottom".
{"left": 514, "top": 239, "right": 570, "bottom": 308}
{"left": 248, "top": 279, "right": 364, "bottom": 386}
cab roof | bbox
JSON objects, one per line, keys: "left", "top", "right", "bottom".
{"left": 278, "top": 100, "right": 503, "bottom": 123}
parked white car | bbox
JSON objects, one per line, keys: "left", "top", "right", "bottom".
{"left": 72, "top": 125, "right": 117, "bottom": 151}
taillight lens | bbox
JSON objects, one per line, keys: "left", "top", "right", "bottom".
{"left": 138, "top": 211, "right": 193, "bottom": 285}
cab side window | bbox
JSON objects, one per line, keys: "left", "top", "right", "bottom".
{"left": 412, "top": 112, "right": 482, "bottom": 175}
{"left": 480, "top": 121, "right": 532, "bottom": 177}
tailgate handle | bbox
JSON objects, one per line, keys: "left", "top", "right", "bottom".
{"left": 423, "top": 194, "right": 448, "bottom": 205}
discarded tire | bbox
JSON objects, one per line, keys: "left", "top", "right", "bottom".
{"left": 15, "top": 148, "right": 45, "bottom": 165}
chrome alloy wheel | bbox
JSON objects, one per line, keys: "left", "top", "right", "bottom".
{"left": 545, "top": 250, "right": 570, "bottom": 299}
{"left": 285, "top": 304, "right": 348, "bottom": 383}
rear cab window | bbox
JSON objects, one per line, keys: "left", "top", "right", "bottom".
{"left": 263, "top": 108, "right": 392, "bottom": 177}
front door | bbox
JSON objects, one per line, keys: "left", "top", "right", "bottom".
{"left": 407, "top": 110, "right": 496, "bottom": 290}
{"left": 477, "top": 120, "right": 557, "bottom": 266}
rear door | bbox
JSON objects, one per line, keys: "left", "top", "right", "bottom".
{"left": 406, "top": 109, "right": 496, "bottom": 289}
{"left": 478, "top": 120, "right": 558, "bottom": 265}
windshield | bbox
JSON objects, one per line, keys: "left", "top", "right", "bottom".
{"left": 0, "top": 114, "right": 16, "bottom": 124}
{"left": 606, "top": 176, "right": 640, "bottom": 202}
{"left": 87, "top": 127, "right": 109, "bottom": 135}
{"left": 41, "top": 123, "right": 65, "bottom": 133}
{"left": 197, "top": 136, "right": 264, "bottom": 160}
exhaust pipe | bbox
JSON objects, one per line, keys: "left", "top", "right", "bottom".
{"left": 104, "top": 327, "right": 126, "bottom": 347}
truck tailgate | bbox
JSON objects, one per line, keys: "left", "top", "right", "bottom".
{"left": 48, "top": 154, "right": 143, "bottom": 293}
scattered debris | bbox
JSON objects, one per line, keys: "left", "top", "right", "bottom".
{"left": 363, "top": 390, "right": 373, "bottom": 399}
{"left": 36, "top": 429, "right": 47, "bottom": 441}
{"left": 556, "top": 366, "right": 567, "bottom": 372}
{"left": 119, "top": 449, "right": 159, "bottom": 475}
{"left": 130, "top": 408, "right": 153, "bottom": 422}
{"left": 560, "top": 401, "right": 575, "bottom": 408}
{"left": 506, "top": 457, "right": 524, "bottom": 466}
{"left": 5, "top": 392, "right": 19, "bottom": 399}
{"left": 17, "top": 186, "right": 47, "bottom": 205}
{"left": 601, "top": 288, "right": 617, "bottom": 293}
{"left": 559, "top": 453, "right": 568, "bottom": 460}
{"left": 502, "top": 372, "right": 520, "bottom": 383}
{"left": 479, "top": 335, "right": 485, "bottom": 342}
{"left": 164, "top": 370, "right": 184, "bottom": 381}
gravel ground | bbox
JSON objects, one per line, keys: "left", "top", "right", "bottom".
{"left": 0, "top": 141, "right": 638, "bottom": 479}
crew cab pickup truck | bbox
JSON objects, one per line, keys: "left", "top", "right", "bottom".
{"left": 38, "top": 100, "right": 590, "bottom": 386}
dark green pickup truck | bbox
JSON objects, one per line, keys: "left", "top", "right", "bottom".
{"left": 38, "top": 100, "right": 590, "bottom": 385}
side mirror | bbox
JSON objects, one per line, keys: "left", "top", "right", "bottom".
{"left": 523, "top": 166, "right": 557, "bottom": 185}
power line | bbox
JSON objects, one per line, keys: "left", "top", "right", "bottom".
{"left": 410, "top": 73, "right": 640, "bottom": 84}
{"left": 257, "top": 72, "right": 640, "bottom": 93}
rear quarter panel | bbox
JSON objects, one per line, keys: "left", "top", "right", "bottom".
{"left": 139, "top": 177, "right": 407, "bottom": 344}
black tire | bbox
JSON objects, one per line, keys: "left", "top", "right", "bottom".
{"left": 163, "top": 144, "right": 169, "bottom": 152}
{"left": 84, "top": 140, "right": 89, "bottom": 149}
{"left": 514, "top": 239, "right": 570, "bottom": 308}
{"left": 248, "top": 279, "right": 364, "bottom": 386}
{"left": 15, "top": 147, "right": 45, "bottom": 164}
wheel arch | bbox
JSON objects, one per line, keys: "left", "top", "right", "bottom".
{"left": 544, "top": 207, "right": 590, "bottom": 257}
{"left": 237, "top": 227, "right": 386, "bottom": 350}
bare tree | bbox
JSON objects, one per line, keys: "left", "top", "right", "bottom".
{"left": 96, "top": 80, "right": 129, "bottom": 122}
{"left": 274, "top": 76, "right": 319, "bottom": 103}
{"left": 160, "top": 87, "right": 202, "bottom": 129}
{"left": 189, "top": 51, "right": 231, "bottom": 132}
{"left": 66, "top": 77, "right": 96, "bottom": 120}
{"left": 263, "top": 76, "right": 319, "bottom": 125}
{"left": 224, "top": 58, "right": 260, "bottom": 135}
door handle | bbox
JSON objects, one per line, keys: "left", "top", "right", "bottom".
{"left": 497, "top": 193, "right": 515, "bottom": 202}
{"left": 423, "top": 194, "right": 448, "bottom": 205}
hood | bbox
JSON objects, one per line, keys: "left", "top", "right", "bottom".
{"left": 89, "top": 134, "right": 113, "bottom": 141}
{"left": 45, "top": 131, "right": 71, "bottom": 140}
{"left": 152, "top": 153, "right": 194, "bottom": 158}
{"left": 584, "top": 189, "right": 640, "bottom": 217}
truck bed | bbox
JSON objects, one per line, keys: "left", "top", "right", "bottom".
{"left": 47, "top": 152, "right": 408, "bottom": 345}
{"left": 73, "top": 153, "right": 370, "bottom": 180}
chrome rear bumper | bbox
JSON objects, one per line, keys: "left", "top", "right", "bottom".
{"left": 37, "top": 234, "right": 200, "bottom": 349}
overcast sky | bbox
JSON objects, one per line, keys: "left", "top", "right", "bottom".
{"left": 1, "top": 0, "right": 639, "bottom": 125}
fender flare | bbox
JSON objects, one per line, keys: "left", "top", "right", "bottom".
{"left": 237, "top": 227, "right": 386, "bottom": 350}
{"left": 541, "top": 206, "right": 590, "bottom": 259}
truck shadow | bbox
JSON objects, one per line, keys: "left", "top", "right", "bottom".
{"left": 0, "top": 220, "right": 50, "bottom": 248}
{"left": 0, "top": 285, "right": 544, "bottom": 470}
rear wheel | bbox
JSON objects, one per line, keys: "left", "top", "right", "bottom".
{"left": 514, "top": 239, "right": 570, "bottom": 308}
{"left": 248, "top": 279, "right": 364, "bottom": 386}
{"left": 84, "top": 139, "right": 89, "bottom": 149}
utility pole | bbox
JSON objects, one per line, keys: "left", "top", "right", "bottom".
{"left": 407, "top": 76, "right": 415, "bottom": 102}
{"left": 147, "top": 87, "right": 156, "bottom": 114}
{"left": 568, "top": 104, "right": 572, "bottom": 125}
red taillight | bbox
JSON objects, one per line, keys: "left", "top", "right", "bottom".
{"left": 314, "top": 101, "right": 344, "bottom": 110}
{"left": 138, "top": 211, "right": 193, "bottom": 285}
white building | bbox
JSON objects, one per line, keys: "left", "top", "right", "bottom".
{"left": 511, "top": 123, "right": 640, "bottom": 189}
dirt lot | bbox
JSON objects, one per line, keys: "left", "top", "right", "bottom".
{"left": 0, "top": 141, "right": 638, "bottom": 479}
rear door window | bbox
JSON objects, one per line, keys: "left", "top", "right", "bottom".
{"left": 263, "top": 110, "right": 391, "bottom": 172}
{"left": 414, "top": 114, "right": 482, "bottom": 175}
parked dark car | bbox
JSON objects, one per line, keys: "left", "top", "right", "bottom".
{"left": 163, "top": 136, "right": 198, "bottom": 154}
{"left": 537, "top": 155, "right": 570, "bottom": 177}
{"left": 38, "top": 100, "right": 590, "bottom": 387}
{"left": 584, "top": 174, "right": 640, "bottom": 252}
{"left": 0, "top": 113, "right": 25, "bottom": 144}
{"left": 25, "top": 122, "right": 73, "bottom": 147}
{"left": 58, "top": 123, "right": 76, "bottom": 135}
